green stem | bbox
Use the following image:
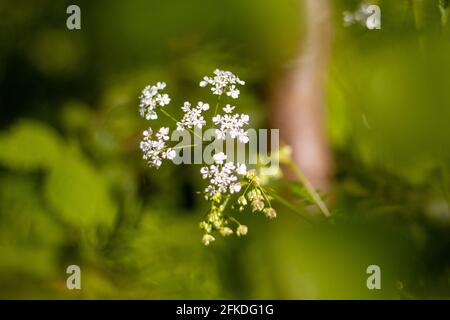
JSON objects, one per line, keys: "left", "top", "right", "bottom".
{"left": 286, "top": 160, "right": 331, "bottom": 217}
{"left": 258, "top": 185, "right": 272, "bottom": 208}
{"left": 159, "top": 108, "right": 203, "bottom": 139}
{"left": 214, "top": 95, "right": 222, "bottom": 117}
{"left": 220, "top": 196, "right": 230, "bottom": 210}
{"left": 229, "top": 216, "right": 241, "bottom": 226}
{"left": 270, "top": 192, "right": 312, "bottom": 223}
{"left": 242, "top": 178, "right": 255, "bottom": 197}
{"left": 160, "top": 108, "right": 178, "bottom": 123}
{"left": 171, "top": 144, "right": 198, "bottom": 150}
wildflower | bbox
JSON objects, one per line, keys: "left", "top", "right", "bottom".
{"left": 140, "top": 127, "right": 175, "bottom": 168}
{"left": 139, "top": 82, "right": 171, "bottom": 120}
{"left": 212, "top": 152, "right": 227, "bottom": 165}
{"left": 252, "top": 199, "right": 265, "bottom": 212}
{"left": 223, "top": 104, "right": 235, "bottom": 113}
{"left": 229, "top": 183, "right": 242, "bottom": 193}
{"left": 202, "top": 234, "right": 215, "bottom": 246}
{"left": 201, "top": 153, "right": 247, "bottom": 199}
{"left": 264, "top": 208, "right": 277, "bottom": 219}
{"left": 238, "top": 195, "right": 247, "bottom": 206}
{"left": 199, "top": 221, "right": 212, "bottom": 233}
{"left": 247, "top": 188, "right": 266, "bottom": 212}
{"left": 199, "top": 69, "right": 245, "bottom": 99}
{"left": 227, "top": 85, "right": 240, "bottom": 99}
{"left": 138, "top": 70, "right": 284, "bottom": 245}
{"left": 212, "top": 112, "right": 250, "bottom": 143}
{"left": 238, "top": 195, "right": 248, "bottom": 212}
{"left": 236, "top": 163, "right": 247, "bottom": 175}
{"left": 220, "top": 227, "right": 233, "bottom": 237}
{"left": 176, "top": 101, "right": 210, "bottom": 131}
{"left": 247, "top": 188, "right": 262, "bottom": 202}
{"left": 236, "top": 225, "right": 248, "bottom": 237}
{"left": 201, "top": 162, "right": 240, "bottom": 198}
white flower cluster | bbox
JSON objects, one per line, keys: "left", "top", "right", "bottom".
{"left": 139, "top": 127, "right": 176, "bottom": 169}
{"left": 138, "top": 69, "right": 278, "bottom": 246}
{"left": 199, "top": 199, "right": 248, "bottom": 246}
{"left": 234, "top": 169, "right": 277, "bottom": 219}
{"left": 213, "top": 105, "right": 250, "bottom": 143}
{"left": 245, "top": 188, "right": 277, "bottom": 219}
{"left": 176, "top": 101, "right": 209, "bottom": 131}
{"left": 199, "top": 69, "right": 245, "bottom": 99}
{"left": 200, "top": 152, "right": 247, "bottom": 198}
{"left": 139, "top": 82, "right": 171, "bottom": 120}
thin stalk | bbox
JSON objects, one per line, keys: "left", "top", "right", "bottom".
{"left": 229, "top": 216, "right": 241, "bottom": 226}
{"left": 257, "top": 185, "right": 272, "bottom": 208}
{"left": 171, "top": 144, "right": 198, "bottom": 150}
{"left": 286, "top": 160, "right": 331, "bottom": 217}
{"left": 213, "top": 95, "right": 222, "bottom": 117}
{"left": 270, "top": 192, "right": 312, "bottom": 224}
{"left": 159, "top": 108, "right": 178, "bottom": 123}
{"left": 242, "top": 179, "right": 254, "bottom": 198}
{"left": 159, "top": 108, "right": 203, "bottom": 139}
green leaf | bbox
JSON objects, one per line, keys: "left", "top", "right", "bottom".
{"left": 44, "top": 146, "right": 117, "bottom": 230}
{"left": 0, "top": 120, "right": 63, "bottom": 170}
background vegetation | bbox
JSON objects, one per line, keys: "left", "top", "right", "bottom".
{"left": 0, "top": 0, "right": 450, "bottom": 299}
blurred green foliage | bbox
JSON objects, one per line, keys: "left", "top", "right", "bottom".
{"left": 0, "top": 0, "right": 450, "bottom": 299}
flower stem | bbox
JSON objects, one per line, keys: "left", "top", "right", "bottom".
{"left": 257, "top": 185, "right": 272, "bottom": 208}
{"left": 159, "top": 108, "right": 203, "bottom": 139}
{"left": 229, "top": 216, "right": 241, "bottom": 226}
{"left": 160, "top": 108, "right": 178, "bottom": 123}
{"left": 286, "top": 160, "right": 331, "bottom": 217}
{"left": 214, "top": 95, "right": 222, "bottom": 117}
{"left": 270, "top": 192, "right": 312, "bottom": 223}
{"left": 171, "top": 144, "right": 198, "bottom": 150}
{"left": 242, "top": 178, "right": 254, "bottom": 197}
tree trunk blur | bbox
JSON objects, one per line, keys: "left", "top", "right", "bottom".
{"left": 271, "top": 0, "right": 334, "bottom": 192}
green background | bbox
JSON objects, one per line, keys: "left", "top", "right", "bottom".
{"left": 0, "top": 0, "right": 450, "bottom": 299}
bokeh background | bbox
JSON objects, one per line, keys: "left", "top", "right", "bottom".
{"left": 1, "top": 0, "right": 450, "bottom": 299}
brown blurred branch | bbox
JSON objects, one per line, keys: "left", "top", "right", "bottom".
{"left": 271, "top": 0, "right": 334, "bottom": 192}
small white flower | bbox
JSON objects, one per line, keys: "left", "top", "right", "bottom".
{"left": 140, "top": 127, "right": 174, "bottom": 169}
{"left": 139, "top": 82, "right": 171, "bottom": 120}
{"left": 199, "top": 80, "right": 208, "bottom": 87}
{"left": 200, "top": 167, "right": 209, "bottom": 178}
{"left": 198, "top": 101, "right": 210, "bottom": 111}
{"left": 226, "top": 85, "right": 240, "bottom": 99}
{"left": 238, "top": 195, "right": 248, "bottom": 206}
{"left": 201, "top": 153, "right": 247, "bottom": 198}
{"left": 157, "top": 93, "right": 171, "bottom": 106}
{"left": 236, "top": 163, "right": 247, "bottom": 175}
{"left": 264, "top": 208, "right": 277, "bottom": 219}
{"left": 156, "top": 81, "right": 166, "bottom": 89}
{"left": 229, "top": 183, "right": 242, "bottom": 193}
{"left": 213, "top": 152, "right": 227, "bottom": 164}
{"left": 202, "top": 234, "right": 215, "bottom": 246}
{"left": 238, "top": 134, "right": 249, "bottom": 144}
{"left": 157, "top": 127, "right": 170, "bottom": 139}
{"left": 252, "top": 199, "right": 265, "bottom": 212}
{"left": 212, "top": 112, "right": 250, "bottom": 144}
{"left": 199, "top": 221, "right": 212, "bottom": 233}
{"left": 199, "top": 69, "right": 245, "bottom": 99}
{"left": 236, "top": 225, "right": 248, "bottom": 237}
{"left": 177, "top": 101, "right": 209, "bottom": 131}
{"left": 166, "top": 149, "right": 176, "bottom": 160}
{"left": 220, "top": 227, "right": 233, "bottom": 237}
{"left": 223, "top": 104, "right": 235, "bottom": 113}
